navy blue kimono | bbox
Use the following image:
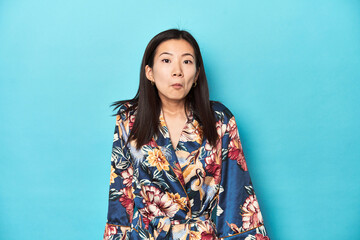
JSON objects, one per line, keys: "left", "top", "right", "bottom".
{"left": 103, "top": 101, "right": 270, "bottom": 240}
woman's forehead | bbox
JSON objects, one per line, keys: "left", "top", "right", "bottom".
{"left": 155, "top": 39, "right": 195, "bottom": 57}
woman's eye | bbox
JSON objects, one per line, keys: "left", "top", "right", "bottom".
{"left": 184, "top": 60, "right": 193, "bottom": 64}
{"left": 162, "top": 59, "right": 170, "bottom": 63}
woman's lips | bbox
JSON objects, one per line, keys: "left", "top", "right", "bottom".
{"left": 171, "top": 83, "right": 183, "bottom": 89}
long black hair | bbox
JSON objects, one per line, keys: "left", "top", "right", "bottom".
{"left": 111, "top": 29, "right": 218, "bottom": 149}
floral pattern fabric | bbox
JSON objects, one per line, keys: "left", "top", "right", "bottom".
{"left": 104, "top": 101, "right": 270, "bottom": 240}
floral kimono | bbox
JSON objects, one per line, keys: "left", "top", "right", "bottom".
{"left": 103, "top": 101, "right": 270, "bottom": 240}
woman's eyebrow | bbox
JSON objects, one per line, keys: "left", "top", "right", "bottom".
{"left": 182, "top": 53, "right": 195, "bottom": 59}
{"left": 159, "top": 52, "right": 194, "bottom": 59}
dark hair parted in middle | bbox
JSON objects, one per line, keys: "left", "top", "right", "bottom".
{"left": 112, "top": 29, "right": 218, "bottom": 150}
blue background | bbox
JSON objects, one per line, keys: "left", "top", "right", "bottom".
{"left": 1, "top": 0, "right": 359, "bottom": 239}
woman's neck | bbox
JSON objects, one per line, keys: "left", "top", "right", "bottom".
{"left": 160, "top": 99, "right": 187, "bottom": 117}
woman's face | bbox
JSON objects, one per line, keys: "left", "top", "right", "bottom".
{"left": 145, "top": 39, "right": 199, "bottom": 105}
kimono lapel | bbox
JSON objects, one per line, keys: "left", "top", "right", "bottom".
{"left": 145, "top": 108, "right": 206, "bottom": 216}
{"left": 154, "top": 109, "right": 184, "bottom": 171}
{"left": 153, "top": 108, "right": 204, "bottom": 181}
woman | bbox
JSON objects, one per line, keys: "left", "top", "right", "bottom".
{"left": 103, "top": 29, "right": 270, "bottom": 240}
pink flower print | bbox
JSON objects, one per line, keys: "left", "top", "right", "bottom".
{"left": 217, "top": 120, "right": 227, "bottom": 139}
{"left": 148, "top": 138, "right": 158, "bottom": 148}
{"left": 228, "top": 138, "right": 247, "bottom": 171}
{"left": 120, "top": 166, "right": 133, "bottom": 187}
{"left": 103, "top": 224, "right": 117, "bottom": 239}
{"left": 119, "top": 187, "right": 134, "bottom": 222}
{"left": 204, "top": 153, "right": 221, "bottom": 184}
{"left": 139, "top": 185, "right": 179, "bottom": 227}
{"left": 226, "top": 117, "right": 239, "bottom": 140}
{"left": 198, "top": 220, "right": 217, "bottom": 240}
{"left": 129, "top": 114, "right": 135, "bottom": 131}
{"left": 255, "top": 234, "right": 270, "bottom": 240}
{"left": 241, "top": 195, "right": 263, "bottom": 230}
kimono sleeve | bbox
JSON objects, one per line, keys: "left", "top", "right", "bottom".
{"left": 215, "top": 115, "right": 270, "bottom": 240}
{"left": 103, "top": 113, "right": 134, "bottom": 240}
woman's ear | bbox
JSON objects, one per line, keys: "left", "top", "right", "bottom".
{"left": 195, "top": 68, "right": 200, "bottom": 81}
{"left": 145, "top": 65, "right": 154, "bottom": 81}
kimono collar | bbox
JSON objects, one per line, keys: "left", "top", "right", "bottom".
{"left": 158, "top": 106, "right": 194, "bottom": 138}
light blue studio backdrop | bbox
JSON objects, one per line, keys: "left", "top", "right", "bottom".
{"left": 1, "top": 0, "right": 359, "bottom": 239}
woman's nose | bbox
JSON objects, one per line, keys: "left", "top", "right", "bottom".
{"left": 172, "top": 61, "right": 183, "bottom": 77}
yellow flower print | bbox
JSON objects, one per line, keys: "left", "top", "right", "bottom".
{"left": 110, "top": 166, "right": 118, "bottom": 185}
{"left": 166, "top": 192, "right": 187, "bottom": 210}
{"left": 159, "top": 114, "right": 167, "bottom": 128}
{"left": 192, "top": 120, "right": 203, "bottom": 144}
{"left": 147, "top": 148, "right": 170, "bottom": 171}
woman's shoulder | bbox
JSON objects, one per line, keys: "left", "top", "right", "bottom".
{"left": 210, "top": 100, "right": 235, "bottom": 122}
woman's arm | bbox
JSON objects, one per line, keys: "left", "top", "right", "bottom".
{"left": 215, "top": 114, "right": 270, "bottom": 240}
{"left": 103, "top": 110, "right": 134, "bottom": 240}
